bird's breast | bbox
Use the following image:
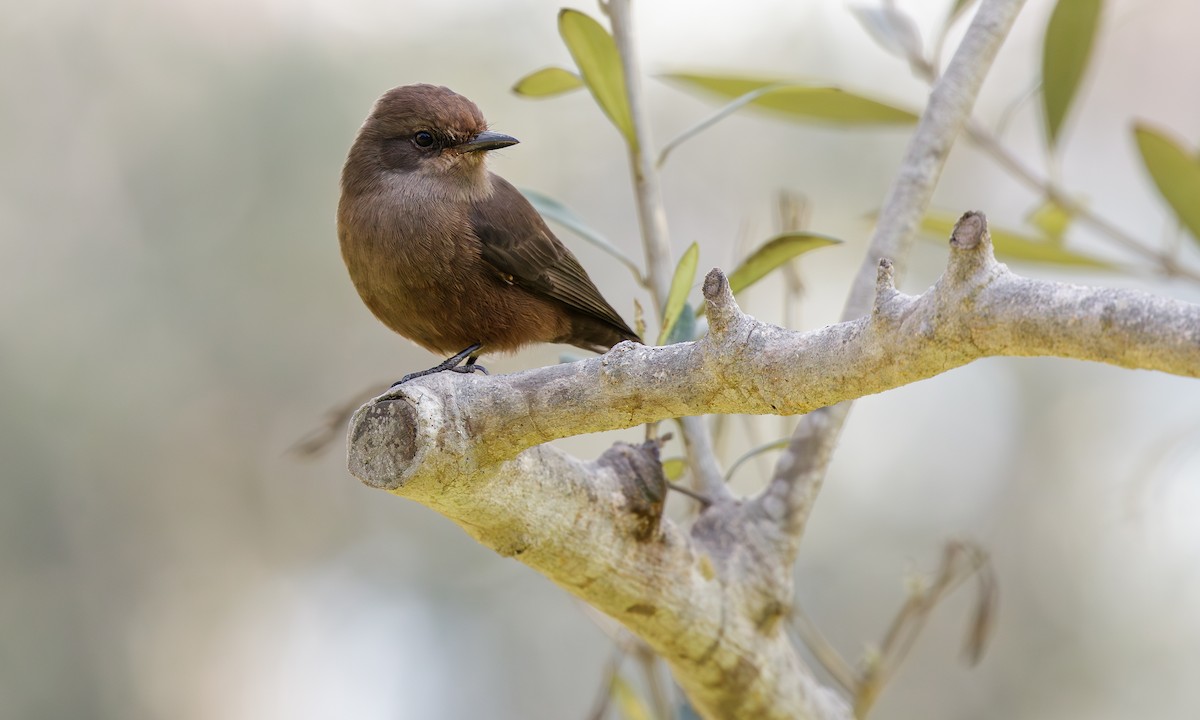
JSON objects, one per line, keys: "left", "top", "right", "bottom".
{"left": 338, "top": 183, "right": 565, "bottom": 354}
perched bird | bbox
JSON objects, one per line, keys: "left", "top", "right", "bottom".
{"left": 338, "top": 84, "right": 640, "bottom": 382}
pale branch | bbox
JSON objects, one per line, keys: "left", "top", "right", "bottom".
{"left": 346, "top": 211, "right": 1198, "bottom": 720}
{"left": 349, "top": 214, "right": 1199, "bottom": 483}
{"left": 349, "top": 421, "right": 850, "bottom": 719}
{"left": 769, "top": 0, "right": 1029, "bottom": 545}
{"left": 608, "top": 0, "right": 671, "bottom": 304}
{"left": 608, "top": 0, "right": 731, "bottom": 502}
{"left": 842, "top": 0, "right": 1029, "bottom": 319}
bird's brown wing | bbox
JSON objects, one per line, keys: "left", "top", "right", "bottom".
{"left": 470, "top": 175, "right": 639, "bottom": 342}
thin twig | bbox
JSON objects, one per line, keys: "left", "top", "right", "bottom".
{"left": 587, "top": 645, "right": 625, "bottom": 720}
{"left": 289, "top": 382, "right": 390, "bottom": 457}
{"left": 725, "top": 437, "right": 790, "bottom": 483}
{"left": 788, "top": 604, "right": 860, "bottom": 695}
{"left": 854, "top": 541, "right": 995, "bottom": 718}
{"left": 608, "top": 0, "right": 732, "bottom": 501}
{"left": 963, "top": 122, "right": 1200, "bottom": 282}
{"left": 763, "top": 0, "right": 1028, "bottom": 529}
{"left": 634, "top": 644, "right": 674, "bottom": 720}
{"left": 657, "top": 84, "right": 787, "bottom": 168}
{"left": 913, "top": 17, "right": 1200, "bottom": 284}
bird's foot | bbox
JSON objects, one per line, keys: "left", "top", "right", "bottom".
{"left": 390, "top": 344, "right": 485, "bottom": 387}
{"left": 449, "top": 363, "right": 488, "bottom": 375}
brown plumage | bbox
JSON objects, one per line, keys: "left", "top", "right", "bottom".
{"left": 338, "top": 84, "right": 640, "bottom": 380}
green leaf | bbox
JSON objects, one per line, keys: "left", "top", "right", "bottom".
{"left": 726, "top": 232, "right": 842, "bottom": 295}
{"left": 1134, "top": 123, "right": 1200, "bottom": 245}
{"left": 1041, "top": 0, "right": 1104, "bottom": 148}
{"left": 1025, "top": 199, "right": 1074, "bottom": 242}
{"left": 512, "top": 66, "right": 584, "bottom": 97}
{"left": 663, "top": 73, "right": 918, "bottom": 125}
{"left": 947, "top": 0, "right": 978, "bottom": 27}
{"left": 665, "top": 302, "right": 696, "bottom": 345}
{"left": 661, "top": 457, "right": 686, "bottom": 481}
{"left": 521, "top": 189, "right": 643, "bottom": 279}
{"left": 919, "top": 211, "right": 1115, "bottom": 269}
{"left": 657, "top": 242, "right": 699, "bottom": 345}
{"left": 611, "top": 676, "right": 655, "bottom": 720}
{"left": 558, "top": 9, "right": 636, "bottom": 147}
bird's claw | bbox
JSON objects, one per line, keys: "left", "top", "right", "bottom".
{"left": 451, "top": 363, "right": 488, "bottom": 375}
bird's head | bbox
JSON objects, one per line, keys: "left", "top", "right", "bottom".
{"left": 348, "top": 84, "right": 519, "bottom": 195}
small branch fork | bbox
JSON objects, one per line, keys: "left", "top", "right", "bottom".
{"left": 346, "top": 211, "right": 1200, "bottom": 720}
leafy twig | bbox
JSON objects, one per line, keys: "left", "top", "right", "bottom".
{"left": 607, "top": 0, "right": 731, "bottom": 501}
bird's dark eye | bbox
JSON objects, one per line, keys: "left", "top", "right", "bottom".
{"left": 413, "top": 131, "right": 435, "bottom": 148}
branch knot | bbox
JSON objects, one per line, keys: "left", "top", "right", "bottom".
{"left": 703, "top": 268, "right": 741, "bottom": 337}
{"left": 950, "top": 210, "right": 988, "bottom": 249}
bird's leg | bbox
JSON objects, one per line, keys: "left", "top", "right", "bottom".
{"left": 453, "top": 354, "right": 489, "bottom": 375}
{"left": 392, "top": 343, "right": 487, "bottom": 386}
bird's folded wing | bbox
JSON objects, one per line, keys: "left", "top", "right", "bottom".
{"left": 470, "top": 177, "right": 636, "bottom": 338}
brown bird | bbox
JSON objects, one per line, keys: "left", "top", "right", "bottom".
{"left": 338, "top": 84, "right": 640, "bottom": 383}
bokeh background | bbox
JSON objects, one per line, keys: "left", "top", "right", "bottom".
{"left": 3, "top": 0, "right": 1200, "bottom": 718}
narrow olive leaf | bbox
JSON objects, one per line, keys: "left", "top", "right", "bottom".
{"left": 947, "top": 0, "right": 978, "bottom": 27}
{"left": 521, "top": 189, "right": 644, "bottom": 280}
{"left": 1041, "top": 0, "right": 1104, "bottom": 148}
{"left": 1134, "top": 123, "right": 1200, "bottom": 245}
{"left": 610, "top": 675, "right": 655, "bottom": 720}
{"left": 661, "top": 457, "right": 687, "bottom": 481}
{"left": 848, "top": 2, "right": 924, "bottom": 62}
{"left": 662, "top": 73, "right": 918, "bottom": 125}
{"left": 727, "top": 232, "right": 843, "bottom": 295}
{"left": 657, "top": 242, "right": 699, "bottom": 346}
{"left": 1025, "top": 198, "right": 1075, "bottom": 242}
{"left": 513, "top": 66, "right": 584, "bottom": 97}
{"left": 665, "top": 302, "right": 696, "bottom": 345}
{"left": 558, "top": 9, "right": 636, "bottom": 147}
{"left": 919, "top": 211, "right": 1115, "bottom": 269}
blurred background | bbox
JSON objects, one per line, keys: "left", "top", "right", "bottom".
{"left": 3, "top": 0, "right": 1199, "bottom": 717}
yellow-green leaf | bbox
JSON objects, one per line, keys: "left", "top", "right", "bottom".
{"left": 727, "top": 232, "right": 842, "bottom": 295}
{"left": 512, "top": 66, "right": 584, "bottom": 97}
{"left": 661, "top": 457, "right": 686, "bottom": 481}
{"left": 558, "top": 9, "right": 636, "bottom": 147}
{"left": 657, "top": 242, "right": 699, "bottom": 345}
{"left": 919, "top": 212, "right": 1115, "bottom": 269}
{"left": 663, "top": 73, "right": 918, "bottom": 125}
{"left": 1041, "top": 0, "right": 1104, "bottom": 148}
{"left": 611, "top": 676, "right": 655, "bottom": 720}
{"left": 1134, "top": 123, "right": 1200, "bottom": 245}
{"left": 948, "top": 0, "right": 978, "bottom": 26}
{"left": 1025, "top": 198, "right": 1075, "bottom": 242}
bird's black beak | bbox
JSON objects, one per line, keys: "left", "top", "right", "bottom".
{"left": 458, "top": 130, "right": 519, "bottom": 153}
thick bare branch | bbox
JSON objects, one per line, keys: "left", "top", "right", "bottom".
{"left": 349, "top": 424, "right": 848, "bottom": 719}
{"left": 351, "top": 221, "right": 1199, "bottom": 492}
{"left": 347, "top": 211, "right": 1197, "bottom": 719}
